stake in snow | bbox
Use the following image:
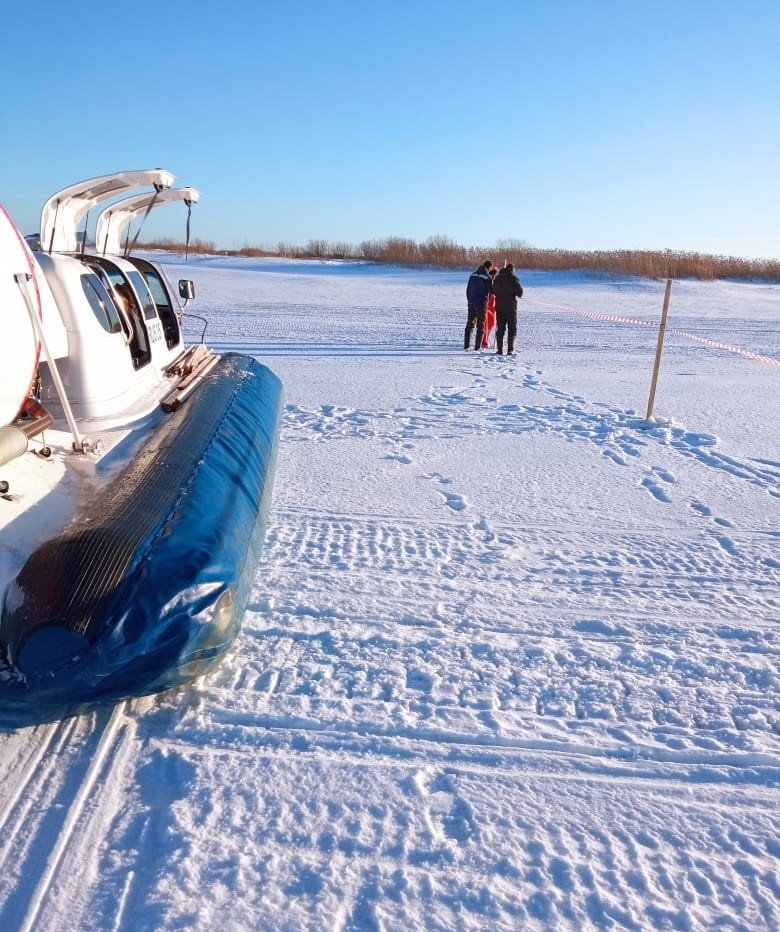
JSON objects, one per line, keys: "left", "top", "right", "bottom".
{"left": 0, "top": 170, "right": 282, "bottom": 716}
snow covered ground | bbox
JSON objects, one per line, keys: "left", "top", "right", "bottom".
{"left": 0, "top": 257, "right": 778, "bottom": 930}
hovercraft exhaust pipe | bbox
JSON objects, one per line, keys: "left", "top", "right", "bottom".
{"left": 0, "top": 400, "right": 54, "bottom": 467}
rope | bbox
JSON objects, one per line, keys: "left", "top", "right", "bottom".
{"left": 124, "top": 185, "right": 163, "bottom": 257}
{"left": 184, "top": 199, "right": 192, "bottom": 260}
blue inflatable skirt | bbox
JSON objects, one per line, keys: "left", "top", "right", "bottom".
{"left": 0, "top": 354, "right": 282, "bottom": 721}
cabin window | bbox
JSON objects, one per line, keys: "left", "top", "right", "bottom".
{"left": 127, "top": 270, "right": 159, "bottom": 321}
{"left": 140, "top": 267, "right": 168, "bottom": 307}
{"left": 129, "top": 258, "right": 182, "bottom": 350}
{"left": 81, "top": 274, "right": 122, "bottom": 334}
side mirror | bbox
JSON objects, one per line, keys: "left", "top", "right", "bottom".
{"left": 178, "top": 279, "right": 196, "bottom": 300}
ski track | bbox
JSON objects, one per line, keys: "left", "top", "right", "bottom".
{"left": 1, "top": 278, "right": 778, "bottom": 930}
{"left": 0, "top": 705, "right": 131, "bottom": 932}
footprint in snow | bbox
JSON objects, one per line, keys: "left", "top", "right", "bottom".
{"left": 602, "top": 448, "right": 628, "bottom": 467}
{"left": 423, "top": 472, "right": 453, "bottom": 486}
{"left": 640, "top": 476, "right": 672, "bottom": 504}
{"left": 406, "top": 668, "right": 434, "bottom": 693}
{"left": 714, "top": 534, "right": 740, "bottom": 557}
{"left": 441, "top": 491, "right": 467, "bottom": 512}
{"left": 418, "top": 471, "right": 465, "bottom": 509}
{"left": 651, "top": 465, "right": 676, "bottom": 484}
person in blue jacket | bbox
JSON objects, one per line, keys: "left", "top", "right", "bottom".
{"left": 464, "top": 259, "right": 494, "bottom": 351}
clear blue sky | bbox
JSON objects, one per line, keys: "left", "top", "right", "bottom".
{"left": 2, "top": 1, "right": 778, "bottom": 258}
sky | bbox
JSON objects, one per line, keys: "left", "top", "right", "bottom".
{"left": 1, "top": 258, "right": 778, "bottom": 928}
{"left": 1, "top": 0, "right": 779, "bottom": 258}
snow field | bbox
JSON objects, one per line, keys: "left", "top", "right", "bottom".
{"left": 0, "top": 258, "right": 777, "bottom": 930}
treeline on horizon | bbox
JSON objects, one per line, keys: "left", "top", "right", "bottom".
{"left": 138, "top": 234, "right": 780, "bottom": 281}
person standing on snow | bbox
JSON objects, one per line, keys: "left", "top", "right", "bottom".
{"left": 464, "top": 259, "right": 494, "bottom": 351}
{"left": 492, "top": 263, "right": 523, "bottom": 355}
{"left": 482, "top": 266, "right": 498, "bottom": 348}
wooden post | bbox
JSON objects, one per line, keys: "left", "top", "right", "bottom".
{"left": 645, "top": 278, "right": 673, "bottom": 421}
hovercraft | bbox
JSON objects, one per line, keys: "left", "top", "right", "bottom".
{"left": 0, "top": 170, "right": 282, "bottom": 718}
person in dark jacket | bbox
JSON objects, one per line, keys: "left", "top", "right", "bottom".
{"left": 492, "top": 263, "right": 523, "bottom": 355}
{"left": 464, "top": 259, "right": 494, "bottom": 351}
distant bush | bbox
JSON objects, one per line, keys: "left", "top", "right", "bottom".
{"left": 508, "top": 247, "right": 780, "bottom": 280}
{"left": 135, "top": 235, "right": 780, "bottom": 281}
{"left": 237, "top": 245, "right": 276, "bottom": 258}
{"left": 139, "top": 236, "right": 217, "bottom": 254}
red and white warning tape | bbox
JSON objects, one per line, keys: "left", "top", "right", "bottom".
{"left": 527, "top": 298, "right": 655, "bottom": 328}
{"left": 525, "top": 298, "right": 780, "bottom": 367}
{"left": 667, "top": 329, "right": 780, "bottom": 366}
